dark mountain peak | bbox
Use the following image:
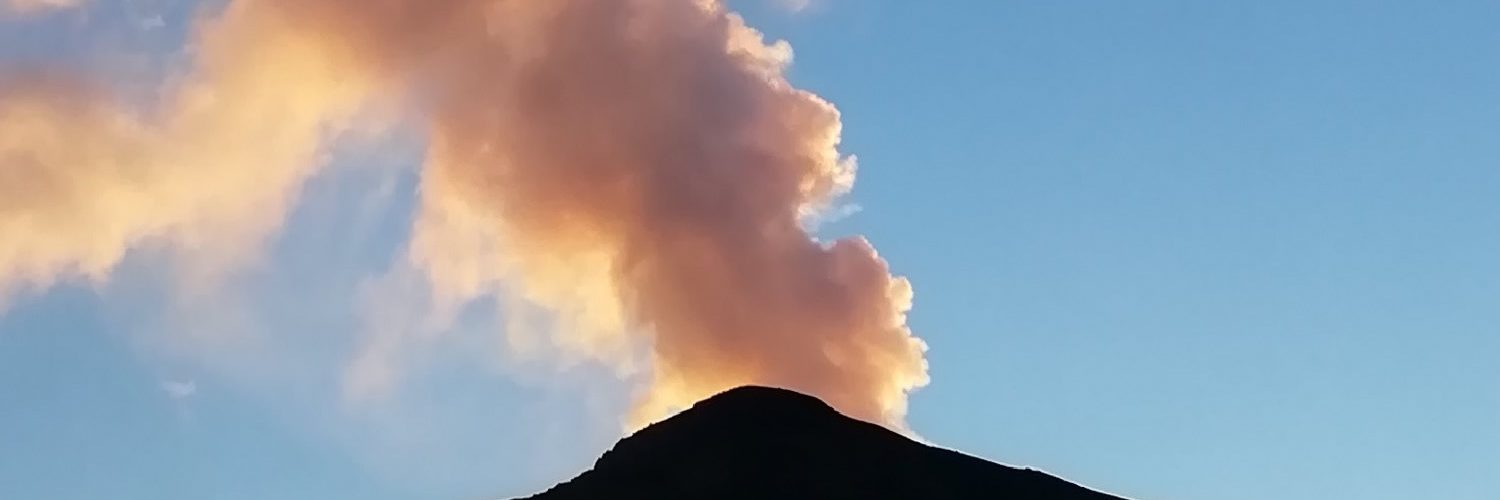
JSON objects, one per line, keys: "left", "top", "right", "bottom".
{"left": 625, "top": 385, "right": 839, "bottom": 437}
{"left": 683, "top": 385, "right": 835, "bottom": 417}
{"left": 521, "top": 385, "right": 1129, "bottom": 500}
{"left": 587, "top": 385, "right": 847, "bottom": 476}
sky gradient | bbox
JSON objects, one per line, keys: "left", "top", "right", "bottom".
{"left": 2, "top": 1, "right": 1498, "bottom": 499}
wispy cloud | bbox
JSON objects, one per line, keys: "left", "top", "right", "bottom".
{"left": 3, "top": 0, "right": 83, "bottom": 16}
{"left": 778, "top": 0, "right": 813, "bottom": 13}
{"left": 161, "top": 379, "right": 197, "bottom": 400}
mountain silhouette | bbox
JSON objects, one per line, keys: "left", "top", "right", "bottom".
{"left": 517, "top": 386, "right": 1129, "bottom": 500}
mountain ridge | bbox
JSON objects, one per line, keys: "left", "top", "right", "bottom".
{"left": 517, "top": 385, "right": 1130, "bottom": 500}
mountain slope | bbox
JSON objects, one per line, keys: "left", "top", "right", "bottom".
{"left": 519, "top": 386, "right": 1129, "bottom": 500}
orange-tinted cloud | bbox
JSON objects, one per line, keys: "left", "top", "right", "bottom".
{"left": 0, "top": 0, "right": 929, "bottom": 429}
{"left": 396, "top": 0, "right": 928, "bottom": 427}
{"left": 3, "top": 0, "right": 82, "bottom": 16}
{"left": 0, "top": 2, "right": 383, "bottom": 298}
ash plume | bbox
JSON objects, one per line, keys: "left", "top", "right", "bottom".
{"left": 0, "top": 0, "right": 929, "bottom": 428}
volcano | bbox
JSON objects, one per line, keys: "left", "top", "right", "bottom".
{"left": 517, "top": 386, "right": 1128, "bottom": 499}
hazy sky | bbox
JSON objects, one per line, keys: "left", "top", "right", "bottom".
{"left": 3, "top": 1, "right": 1498, "bottom": 499}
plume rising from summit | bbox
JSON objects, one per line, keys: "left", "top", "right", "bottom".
{"left": 0, "top": 0, "right": 929, "bottom": 427}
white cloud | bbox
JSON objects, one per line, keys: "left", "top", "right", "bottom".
{"left": 137, "top": 14, "right": 165, "bottom": 30}
{"left": 161, "top": 379, "right": 197, "bottom": 400}
{"left": 776, "top": 0, "right": 814, "bottom": 13}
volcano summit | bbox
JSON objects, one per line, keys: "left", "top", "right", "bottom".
{"left": 518, "top": 386, "right": 1128, "bottom": 500}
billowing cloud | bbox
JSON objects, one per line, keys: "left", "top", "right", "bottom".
{"left": 405, "top": 2, "right": 928, "bottom": 427}
{"left": 0, "top": 0, "right": 928, "bottom": 429}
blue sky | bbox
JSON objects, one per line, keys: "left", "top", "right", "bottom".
{"left": 3, "top": 1, "right": 1499, "bottom": 499}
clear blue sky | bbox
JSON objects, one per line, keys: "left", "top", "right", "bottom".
{"left": 3, "top": 1, "right": 1498, "bottom": 499}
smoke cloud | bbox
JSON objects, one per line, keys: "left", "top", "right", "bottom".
{"left": 0, "top": 0, "right": 929, "bottom": 428}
